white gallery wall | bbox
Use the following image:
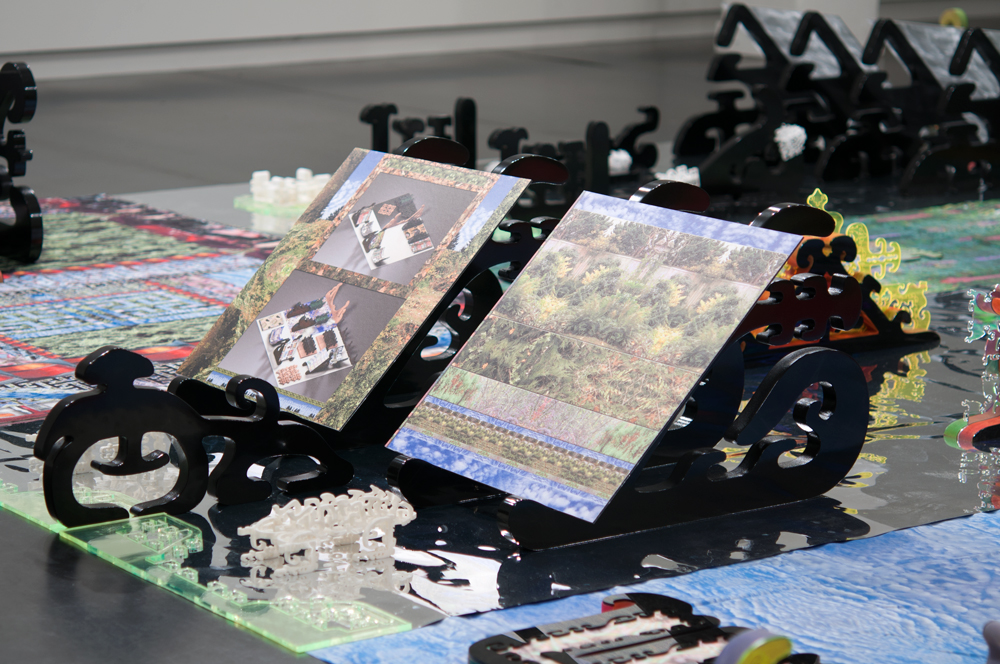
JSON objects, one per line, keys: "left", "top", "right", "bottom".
{"left": 1, "top": 0, "right": 721, "bottom": 79}
{"left": 5, "top": 0, "right": 999, "bottom": 80}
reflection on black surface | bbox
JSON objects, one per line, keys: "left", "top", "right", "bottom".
{"left": 2, "top": 285, "right": 1000, "bottom": 623}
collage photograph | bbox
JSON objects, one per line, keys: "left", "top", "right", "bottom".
{"left": 218, "top": 269, "right": 403, "bottom": 404}
{"left": 311, "top": 172, "right": 479, "bottom": 286}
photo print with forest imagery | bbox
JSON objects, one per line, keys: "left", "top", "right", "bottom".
{"left": 180, "top": 149, "right": 530, "bottom": 426}
{"left": 388, "top": 191, "right": 803, "bottom": 522}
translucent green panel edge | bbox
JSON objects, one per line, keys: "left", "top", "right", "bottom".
{"left": 0, "top": 481, "right": 145, "bottom": 534}
{"left": 0, "top": 481, "right": 65, "bottom": 533}
{"left": 0, "top": 491, "right": 412, "bottom": 654}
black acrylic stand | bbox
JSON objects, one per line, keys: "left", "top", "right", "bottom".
{"left": 389, "top": 183, "right": 871, "bottom": 548}
{"left": 498, "top": 345, "right": 867, "bottom": 549}
{"left": 33, "top": 345, "right": 356, "bottom": 526}
{"left": 0, "top": 62, "right": 42, "bottom": 263}
{"left": 35, "top": 137, "right": 571, "bottom": 525}
{"left": 676, "top": 5, "right": 819, "bottom": 194}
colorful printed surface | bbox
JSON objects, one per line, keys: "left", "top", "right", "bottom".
{"left": 388, "top": 192, "right": 801, "bottom": 521}
{"left": 312, "top": 510, "right": 1000, "bottom": 664}
{"left": 0, "top": 196, "right": 275, "bottom": 425}
{"left": 3, "top": 193, "right": 1000, "bottom": 663}
{"left": 844, "top": 199, "right": 1000, "bottom": 292}
{"left": 180, "top": 150, "right": 529, "bottom": 428}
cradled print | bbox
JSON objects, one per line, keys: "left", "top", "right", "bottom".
{"left": 389, "top": 191, "right": 802, "bottom": 522}
{"left": 180, "top": 149, "right": 530, "bottom": 428}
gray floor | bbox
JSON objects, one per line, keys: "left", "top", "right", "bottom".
{"left": 19, "top": 38, "right": 718, "bottom": 199}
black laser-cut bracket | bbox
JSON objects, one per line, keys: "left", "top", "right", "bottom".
{"left": 0, "top": 62, "right": 42, "bottom": 264}
{"left": 497, "top": 345, "right": 867, "bottom": 549}
{"left": 34, "top": 346, "right": 355, "bottom": 526}
{"left": 34, "top": 347, "right": 210, "bottom": 528}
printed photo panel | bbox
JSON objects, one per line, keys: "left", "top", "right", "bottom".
{"left": 180, "top": 149, "right": 530, "bottom": 428}
{"left": 388, "top": 191, "right": 802, "bottom": 522}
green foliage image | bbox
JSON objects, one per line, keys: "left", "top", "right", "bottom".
{"left": 407, "top": 401, "right": 627, "bottom": 499}
{"left": 496, "top": 219, "right": 784, "bottom": 373}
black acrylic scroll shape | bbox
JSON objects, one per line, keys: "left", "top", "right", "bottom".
{"left": 173, "top": 138, "right": 570, "bottom": 454}
{"left": 33, "top": 346, "right": 354, "bottom": 527}
{"left": 0, "top": 62, "right": 42, "bottom": 263}
{"left": 498, "top": 344, "right": 868, "bottom": 549}
{"left": 469, "top": 592, "right": 820, "bottom": 664}
{"left": 390, "top": 185, "right": 870, "bottom": 548}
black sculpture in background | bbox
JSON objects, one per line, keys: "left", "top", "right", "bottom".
{"left": 672, "top": 4, "right": 1000, "bottom": 197}
{"left": 360, "top": 97, "right": 477, "bottom": 168}
{"left": 0, "top": 62, "right": 42, "bottom": 264}
{"left": 357, "top": 9, "right": 1000, "bottom": 203}
{"left": 361, "top": 99, "right": 661, "bottom": 217}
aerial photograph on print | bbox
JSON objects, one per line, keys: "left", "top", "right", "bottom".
{"left": 389, "top": 191, "right": 802, "bottom": 522}
{"left": 218, "top": 269, "right": 402, "bottom": 406}
{"left": 311, "top": 172, "right": 479, "bottom": 286}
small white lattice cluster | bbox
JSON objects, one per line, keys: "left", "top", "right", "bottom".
{"left": 250, "top": 168, "right": 331, "bottom": 206}
{"left": 608, "top": 149, "right": 633, "bottom": 176}
{"left": 655, "top": 164, "right": 701, "bottom": 186}
{"left": 239, "top": 486, "right": 415, "bottom": 567}
{"left": 773, "top": 123, "right": 807, "bottom": 162}
{"left": 239, "top": 487, "right": 415, "bottom": 601}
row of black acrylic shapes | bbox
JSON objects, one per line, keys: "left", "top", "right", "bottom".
{"left": 493, "top": 106, "right": 661, "bottom": 210}
{"left": 31, "top": 137, "right": 572, "bottom": 528}
{"left": 673, "top": 4, "right": 1000, "bottom": 195}
{"left": 359, "top": 97, "right": 662, "bottom": 218}
{"left": 913, "top": 25, "right": 1000, "bottom": 194}
{"left": 389, "top": 182, "right": 871, "bottom": 549}
{"left": 360, "top": 97, "right": 478, "bottom": 168}
{"left": 0, "top": 62, "right": 42, "bottom": 264}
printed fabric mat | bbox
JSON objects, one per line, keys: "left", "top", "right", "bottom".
{"left": 1, "top": 195, "right": 1000, "bottom": 662}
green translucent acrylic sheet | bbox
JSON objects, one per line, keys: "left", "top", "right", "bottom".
{"left": 0, "top": 479, "right": 140, "bottom": 534}
{"left": 0, "top": 480, "right": 64, "bottom": 532}
{"left": 58, "top": 513, "right": 412, "bottom": 653}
